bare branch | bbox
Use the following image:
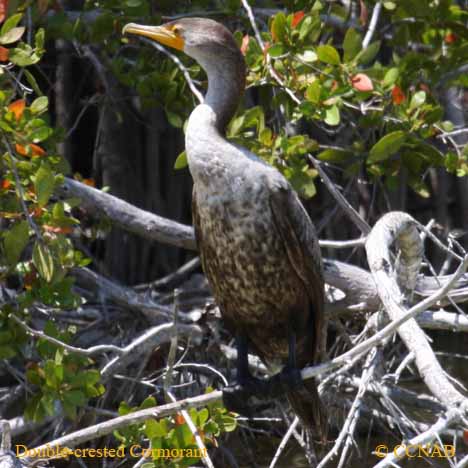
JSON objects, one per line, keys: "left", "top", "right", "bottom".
{"left": 100, "top": 323, "right": 203, "bottom": 380}
{"left": 59, "top": 178, "right": 197, "bottom": 251}
{"left": 366, "top": 211, "right": 467, "bottom": 406}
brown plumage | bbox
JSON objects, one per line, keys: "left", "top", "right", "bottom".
{"left": 123, "top": 17, "right": 327, "bottom": 443}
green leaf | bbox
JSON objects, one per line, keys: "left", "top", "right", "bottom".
{"left": 410, "top": 91, "right": 426, "bottom": 110}
{"left": 174, "top": 151, "right": 188, "bottom": 170}
{"left": 318, "top": 148, "right": 353, "bottom": 162}
{"left": 0, "top": 345, "right": 16, "bottom": 359}
{"left": 24, "top": 70, "right": 43, "bottom": 96}
{"left": 368, "top": 131, "right": 406, "bottom": 163}
{"left": 219, "top": 414, "right": 237, "bottom": 432}
{"left": 316, "top": 44, "right": 340, "bottom": 65}
{"left": 34, "top": 164, "right": 55, "bottom": 207}
{"left": 259, "top": 128, "right": 272, "bottom": 146}
{"left": 44, "top": 359, "right": 60, "bottom": 387}
{"left": 356, "top": 41, "right": 381, "bottom": 64}
{"left": 35, "top": 28, "right": 45, "bottom": 50}
{"left": 268, "top": 43, "right": 285, "bottom": 57}
{"left": 40, "top": 394, "right": 55, "bottom": 416}
{"left": 4, "top": 220, "right": 29, "bottom": 265}
{"left": 0, "top": 27, "right": 25, "bottom": 45}
{"left": 26, "top": 368, "right": 43, "bottom": 385}
{"left": 0, "top": 14, "right": 23, "bottom": 36}
{"left": 324, "top": 105, "right": 340, "bottom": 126}
{"left": 343, "top": 28, "right": 362, "bottom": 62}
{"left": 383, "top": 68, "right": 399, "bottom": 87}
{"left": 31, "top": 96, "right": 48, "bottom": 114}
{"left": 83, "top": 369, "right": 101, "bottom": 386}
{"left": 166, "top": 109, "right": 183, "bottom": 128}
{"left": 441, "top": 121, "right": 454, "bottom": 132}
{"left": 299, "top": 16, "right": 313, "bottom": 41}
{"left": 9, "top": 43, "right": 41, "bottom": 66}
{"left": 32, "top": 242, "right": 55, "bottom": 282}
{"left": 271, "top": 12, "right": 287, "bottom": 42}
{"left": 64, "top": 389, "right": 86, "bottom": 407}
{"left": 30, "top": 126, "right": 52, "bottom": 143}
{"left": 306, "top": 81, "right": 321, "bottom": 104}
{"left": 139, "top": 396, "right": 157, "bottom": 409}
{"left": 145, "top": 419, "right": 168, "bottom": 438}
{"left": 197, "top": 408, "right": 209, "bottom": 426}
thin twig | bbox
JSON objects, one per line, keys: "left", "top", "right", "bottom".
{"left": 269, "top": 417, "right": 299, "bottom": 468}
{"left": 10, "top": 314, "right": 124, "bottom": 356}
{"left": 308, "top": 155, "right": 371, "bottom": 234}
{"left": 362, "top": 2, "right": 382, "bottom": 48}
{"left": 139, "top": 38, "right": 204, "bottom": 104}
{"left": 166, "top": 391, "right": 215, "bottom": 468}
{"left": 164, "top": 290, "right": 180, "bottom": 397}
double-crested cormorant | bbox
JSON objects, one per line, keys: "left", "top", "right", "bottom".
{"left": 123, "top": 18, "right": 327, "bottom": 442}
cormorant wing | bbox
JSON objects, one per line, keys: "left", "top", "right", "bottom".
{"left": 269, "top": 180, "right": 326, "bottom": 361}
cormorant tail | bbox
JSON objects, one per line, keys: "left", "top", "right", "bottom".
{"left": 286, "top": 377, "right": 328, "bottom": 447}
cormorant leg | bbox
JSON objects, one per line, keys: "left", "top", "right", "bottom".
{"left": 283, "top": 330, "right": 305, "bottom": 390}
{"left": 222, "top": 333, "right": 257, "bottom": 414}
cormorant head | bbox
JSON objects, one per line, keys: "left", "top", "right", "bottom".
{"left": 123, "top": 18, "right": 242, "bottom": 66}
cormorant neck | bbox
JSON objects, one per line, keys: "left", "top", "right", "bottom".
{"left": 195, "top": 47, "right": 246, "bottom": 133}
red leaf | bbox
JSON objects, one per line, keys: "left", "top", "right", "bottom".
{"left": 0, "top": 0, "right": 8, "bottom": 23}
{"left": 391, "top": 85, "right": 406, "bottom": 105}
{"left": 43, "top": 225, "right": 73, "bottom": 234}
{"left": 15, "top": 143, "right": 47, "bottom": 157}
{"left": 82, "top": 178, "right": 95, "bottom": 187}
{"left": 30, "top": 206, "right": 43, "bottom": 217}
{"left": 359, "top": 0, "right": 368, "bottom": 26}
{"left": 463, "top": 429, "right": 468, "bottom": 446}
{"left": 9, "top": 99, "right": 25, "bottom": 121}
{"left": 0, "top": 46, "right": 9, "bottom": 61}
{"left": 291, "top": 11, "right": 305, "bottom": 28}
{"left": 240, "top": 34, "right": 249, "bottom": 56}
{"left": 351, "top": 73, "right": 374, "bottom": 92}
{"left": 444, "top": 32, "right": 457, "bottom": 44}
{"left": 174, "top": 413, "right": 185, "bottom": 425}
{"left": 1, "top": 178, "right": 11, "bottom": 189}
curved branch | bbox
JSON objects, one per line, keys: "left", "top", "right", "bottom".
{"left": 60, "top": 178, "right": 197, "bottom": 251}
{"left": 365, "top": 211, "right": 467, "bottom": 407}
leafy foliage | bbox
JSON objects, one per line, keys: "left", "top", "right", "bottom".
{"left": 0, "top": 7, "right": 98, "bottom": 426}
{"left": 114, "top": 391, "right": 237, "bottom": 467}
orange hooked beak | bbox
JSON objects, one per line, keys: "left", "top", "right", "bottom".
{"left": 122, "top": 23, "right": 184, "bottom": 51}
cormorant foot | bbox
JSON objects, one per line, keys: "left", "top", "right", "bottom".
{"left": 222, "top": 384, "right": 254, "bottom": 415}
{"left": 281, "top": 365, "right": 305, "bottom": 392}
{"left": 266, "top": 366, "right": 305, "bottom": 397}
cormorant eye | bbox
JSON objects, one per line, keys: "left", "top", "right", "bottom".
{"left": 171, "top": 25, "right": 182, "bottom": 35}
